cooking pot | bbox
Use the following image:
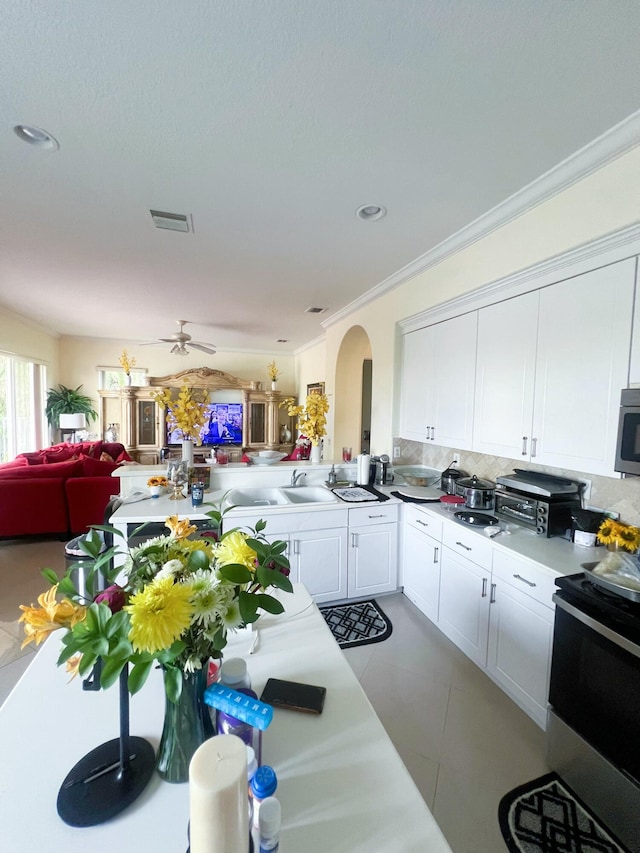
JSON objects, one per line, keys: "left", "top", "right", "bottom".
{"left": 456, "top": 475, "right": 495, "bottom": 509}
{"left": 440, "top": 467, "right": 467, "bottom": 495}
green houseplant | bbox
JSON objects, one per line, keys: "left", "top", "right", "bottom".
{"left": 45, "top": 384, "right": 99, "bottom": 429}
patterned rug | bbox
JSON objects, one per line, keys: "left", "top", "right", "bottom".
{"left": 499, "top": 772, "right": 632, "bottom": 853}
{"left": 319, "top": 599, "right": 392, "bottom": 649}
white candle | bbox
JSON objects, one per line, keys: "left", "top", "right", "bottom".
{"left": 189, "top": 734, "right": 248, "bottom": 853}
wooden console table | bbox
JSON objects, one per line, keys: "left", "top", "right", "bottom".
{"left": 0, "top": 585, "right": 452, "bottom": 852}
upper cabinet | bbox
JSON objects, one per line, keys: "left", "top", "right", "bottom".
{"left": 401, "top": 255, "right": 637, "bottom": 477}
{"left": 400, "top": 312, "right": 477, "bottom": 450}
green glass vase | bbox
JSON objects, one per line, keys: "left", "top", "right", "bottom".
{"left": 156, "top": 667, "right": 214, "bottom": 784}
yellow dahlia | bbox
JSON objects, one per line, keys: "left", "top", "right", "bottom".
{"left": 215, "top": 531, "right": 257, "bottom": 570}
{"left": 165, "top": 516, "right": 198, "bottom": 540}
{"left": 126, "top": 576, "right": 194, "bottom": 653}
{"left": 19, "top": 585, "right": 86, "bottom": 649}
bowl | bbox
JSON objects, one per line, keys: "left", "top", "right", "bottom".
{"left": 246, "top": 451, "right": 288, "bottom": 466}
{"left": 394, "top": 466, "right": 440, "bottom": 487}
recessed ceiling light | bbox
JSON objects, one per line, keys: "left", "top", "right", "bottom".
{"left": 356, "top": 204, "right": 386, "bottom": 221}
{"left": 13, "top": 124, "right": 59, "bottom": 150}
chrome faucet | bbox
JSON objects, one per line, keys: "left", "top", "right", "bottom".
{"left": 290, "top": 469, "right": 306, "bottom": 487}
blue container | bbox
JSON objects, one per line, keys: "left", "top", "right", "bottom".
{"left": 191, "top": 481, "right": 204, "bottom": 507}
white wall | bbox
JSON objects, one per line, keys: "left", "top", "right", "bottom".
{"left": 0, "top": 306, "right": 59, "bottom": 374}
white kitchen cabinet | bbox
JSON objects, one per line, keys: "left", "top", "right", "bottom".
{"left": 487, "top": 549, "right": 556, "bottom": 729}
{"left": 292, "top": 527, "right": 348, "bottom": 603}
{"left": 348, "top": 504, "right": 399, "bottom": 599}
{"left": 438, "top": 545, "right": 490, "bottom": 667}
{"left": 401, "top": 505, "right": 442, "bottom": 623}
{"left": 472, "top": 259, "right": 635, "bottom": 474}
{"left": 400, "top": 312, "right": 478, "bottom": 449}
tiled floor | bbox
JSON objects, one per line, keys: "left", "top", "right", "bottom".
{"left": 0, "top": 537, "right": 548, "bottom": 852}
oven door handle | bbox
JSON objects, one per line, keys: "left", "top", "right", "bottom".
{"left": 553, "top": 594, "right": 640, "bottom": 660}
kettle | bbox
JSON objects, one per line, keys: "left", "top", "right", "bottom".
{"left": 440, "top": 465, "right": 467, "bottom": 495}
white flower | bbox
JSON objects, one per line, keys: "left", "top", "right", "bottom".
{"left": 155, "top": 559, "right": 183, "bottom": 581}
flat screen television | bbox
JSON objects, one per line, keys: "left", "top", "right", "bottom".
{"left": 166, "top": 402, "right": 243, "bottom": 446}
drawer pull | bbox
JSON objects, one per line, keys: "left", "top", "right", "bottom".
{"left": 522, "top": 436, "right": 528, "bottom": 456}
{"left": 513, "top": 573, "right": 537, "bottom": 588}
{"left": 417, "top": 519, "right": 429, "bottom": 527}
{"left": 481, "top": 577, "right": 487, "bottom": 597}
{"left": 351, "top": 533, "right": 357, "bottom": 547}
{"left": 490, "top": 582, "right": 496, "bottom": 604}
{"left": 433, "top": 546, "right": 439, "bottom": 564}
{"left": 367, "top": 514, "right": 385, "bottom": 519}
{"left": 455, "top": 541, "right": 472, "bottom": 551}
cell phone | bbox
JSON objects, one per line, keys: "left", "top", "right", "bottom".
{"left": 260, "top": 678, "right": 326, "bottom": 714}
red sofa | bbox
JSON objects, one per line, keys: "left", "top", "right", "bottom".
{"left": 0, "top": 441, "right": 131, "bottom": 539}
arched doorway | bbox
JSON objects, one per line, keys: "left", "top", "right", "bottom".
{"left": 334, "top": 326, "right": 372, "bottom": 458}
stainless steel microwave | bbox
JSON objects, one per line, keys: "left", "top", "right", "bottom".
{"left": 614, "top": 389, "right": 640, "bottom": 476}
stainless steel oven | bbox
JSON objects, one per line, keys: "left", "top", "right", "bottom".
{"left": 547, "top": 574, "right": 640, "bottom": 852}
{"left": 615, "top": 388, "right": 640, "bottom": 476}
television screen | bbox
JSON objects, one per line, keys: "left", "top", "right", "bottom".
{"left": 167, "top": 402, "right": 243, "bottom": 446}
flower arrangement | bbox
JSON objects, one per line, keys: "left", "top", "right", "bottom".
{"left": 152, "top": 384, "right": 208, "bottom": 444}
{"left": 266, "top": 360, "right": 281, "bottom": 382}
{"left": 147, "top": 475, "right": 168, "bottom": 489}
{"left": 596, "top": 518, "right": 640, "bottom": 552}
{"left": 119, "top": 349, "right": 136, "bottom": 375}
{"left": 282, "top": 393, "right": 329, "bottom": 445}
{"left": 18, "top": 510, "right": 292, "bottom": 701}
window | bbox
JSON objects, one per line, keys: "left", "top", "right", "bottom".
{"left": 97, "top": 367, "right": 148, "bottom": 390}
{"left": 0, "top": 354, "right": 47, "bottom": 462}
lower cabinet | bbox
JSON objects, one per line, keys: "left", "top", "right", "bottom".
{"left": 292, "top": 527, "right": 348, "bottom": 603}
{"left": 348, "top": 504, "right": 399, "bottom": 599}
{"left": 438, "top": 546, "right": 490, "bottom": 668}
{"left": 401, "top": 506, "right": 442, "bottom": 623}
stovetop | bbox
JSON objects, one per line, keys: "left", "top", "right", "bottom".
{"left": 555, "top": 573, "right": 640, "bottom": 644}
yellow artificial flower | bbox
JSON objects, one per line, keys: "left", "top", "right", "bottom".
{"left": 119, "top": 349, "right": 136, "bottom": 374}
{"left": 152, "top": 384, "right": 208, "bottom": 444}
{"left": 165, "top": 516, "right": 198, "bottom": 540}
{"left": 215, "top": 531, "right": 257, "bottom": 570}
{"left": 597, "top": 518, "right": 640, "bottom": 552}
{"left": 596, "top": 519, "right": 619, "bottom": 546}
{"left": 18, "top": 585, "right": 87, "bottom": 649}
{"left": 281, "top": 393, "right": 329, "bottom": 444}
{"left": 147, "top": 475, "right": 169, "bottom": 488}
{"left": 267, "top": 360, "right": 281, "bottom": 382}
{"left": 65, "top": 655, "right": 82, "bottom": 681}
{"left": 126, "top": 576, "right": 194, "bottom": 654}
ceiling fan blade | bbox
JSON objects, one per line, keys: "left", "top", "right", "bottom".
{"left": 189, "top": 342, "right": 216, "bottom": 354}
{"left": 139, "top": 340, "right": 164, "bottom": 347}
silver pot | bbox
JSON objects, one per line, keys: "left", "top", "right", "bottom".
{"left": 440, "top": 467, "right": 467, "bottom": 495}
{"left": 456, "top": 475, "right": 495, "bottom": 509}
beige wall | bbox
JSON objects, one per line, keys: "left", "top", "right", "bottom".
{"left": 0, "top": 306, "right": 59, "bottom": 374}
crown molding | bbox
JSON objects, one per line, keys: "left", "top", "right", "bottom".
{"left": 324, "top": 109, "right": 640, "bottom": 331}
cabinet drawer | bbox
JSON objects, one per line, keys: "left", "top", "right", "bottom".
{"left": 403, "top": 505, "right": 443, "bottom": 539}
{"left": 349, "top": 504, "right": 398, "bottom": 527}
{"left": 442, "top": 521, "right": 493, "bottom": 568}
{"left": 492, "top": 548, "right": 557, "bottom": 609}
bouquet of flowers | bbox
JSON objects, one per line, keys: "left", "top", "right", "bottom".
{"left": 266, "top": 360, "right": 281, "bottom": 382}
{"left": 282, "top": 393, "right": 329, "bottom": 445}
{"left": 19, "top": 508, "right": 292, "bottom": 701}
{"left": 596, "top": 518, "right": 640, "bottom": 552}
{"left": 152, "top": 384, "right": 208, "bottom": 445}
{"left": 147, "top": 475, "right": 168, "bottom": 489}
{"left": 119, "top": 349, "right": 136, "bottom": 375}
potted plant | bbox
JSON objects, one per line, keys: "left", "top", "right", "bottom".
{"left": 45, "top": 385, "right": 99, "bottom": 431}
{"left": 282, "top": 393, "right": 329, "bottom": 463}
{"left": 152, "top": 384, "right": 208, "bottom": 465}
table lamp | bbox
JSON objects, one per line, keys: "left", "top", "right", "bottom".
{"left": 59, "top": 413, "right": 87, "bottom": 443}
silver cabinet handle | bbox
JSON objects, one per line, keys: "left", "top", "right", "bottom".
{"left": 351, "top": 533, "right": 357, "bottom": 548}
{"left": 425, "top": 425, "right": 430, "bottom": 440}
{"left": 455, "top": 541, "right": 472, "bottom": 551}
{"left": 490, "top": 582, "right": 496, "bottom": 603}
{"left": 293, "top": 540, "right": 299, "bottom": 556}
{"left": 522, "top": 436, "right": 528, "bottom": 455}
{"left": 531, "top": 437, "right": 537, "bottom": 458}
{"left": 416, "top": 519, "right": 429, "bottom": 528}
{"left": 481, "top": 577, "right": 487, "bottom": 597}
{"left": 433, "top": 546, "right": 439, "bottom": 564}
{"left": 431, "top": 426, "right": 435, "bottom": 441}
{"left": 367, "top": 514, "right": 385, "bottom": 519}
{"left": 513, "top": 573, "right": 536, "bottom": 588}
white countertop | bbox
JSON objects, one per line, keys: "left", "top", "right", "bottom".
{"left": 0, "top": 585, "right": 452, "bottom": 853}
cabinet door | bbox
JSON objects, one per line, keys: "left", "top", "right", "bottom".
{"left": 438, "top": 546, "right": 490, "bottom": 666}
{"left": 431, "top": 312, "right": 478, "bottom": 450}
{"left": 399, "top": 327, "right": 432, "bottom": 441}
{"left": 261, "top": 533, "right": 300, "bottom": 586}
{"left": 532, "top": 259, "right": 635, "bottom": 475}
{"left": 487, "top": 579, "right": 554, "bottom": 729}
{"left": 292, "top": 527, "right": 348, "bottom": 604}
{"left": 401, "top": 522, "right": 440, "bottom": 623}
{"left": 348, "top": 523, "right": 398, "bottom": 599}
{"left": 473, "top": 291, "right": 539, "bottom": 459}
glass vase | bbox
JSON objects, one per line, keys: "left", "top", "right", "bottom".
{"left": 156, "top": 668, "right": 214, "bottom": 784}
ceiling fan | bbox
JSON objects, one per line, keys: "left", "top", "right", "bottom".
{"left": 141, "top": 320, "right": 216, "bottom": 356}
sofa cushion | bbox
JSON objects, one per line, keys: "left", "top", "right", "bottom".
{"left": 65, "top": 477, "right": 121, "bottom": 535}
{"left": 15, "top": 451, "right": 46, "bottom": 465}
{"left": 81, "top": 456, "right": 119, "bottom": 477}
{"left": 0, "top": 478, "right": 69, "bottom": 537}
{"left": 102, "top": 442, "right": 131, "bottom": 463}
{"left": 0, "top": 457, "right": 29, "bottom": 471}
{"left": 0, "top": 458, "right": 83, "bottom": 480}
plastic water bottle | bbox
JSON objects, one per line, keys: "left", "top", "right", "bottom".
{"left": 258, "top": 796, "right": 281, "bottom": 852}
{"left": 219, "top": 657, "right": 251, "bottom": 691}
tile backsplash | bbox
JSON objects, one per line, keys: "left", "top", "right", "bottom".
{"left": 393, "top": 438, "right": 640, "bottom": 527}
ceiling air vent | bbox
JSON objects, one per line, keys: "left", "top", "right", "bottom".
{"left": 150, "top": 210, "right": 191, "bottom": 232}
{"left": 305, "top": 307, "right": 326, "bottom": 314}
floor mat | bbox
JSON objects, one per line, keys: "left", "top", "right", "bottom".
{"left": 498, "top": 772, "right": 632, "bottom": 853}
{"left": 319, "top": 599, "right": 392, "bottom": 649}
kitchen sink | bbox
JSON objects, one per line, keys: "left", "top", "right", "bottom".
{"left": 280, "top": 486, "right": 338, "bottom": 504}
{"left": 225, "top": 485, "right": 338, "bottom": 508}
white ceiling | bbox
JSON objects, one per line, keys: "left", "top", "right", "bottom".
{"left": 2, "top": 1, "right": 640, "bottom": 354}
